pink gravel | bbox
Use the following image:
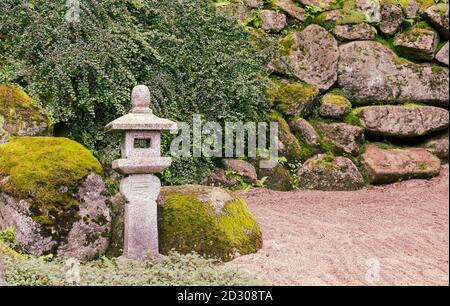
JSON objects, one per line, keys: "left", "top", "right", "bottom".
{"left": 229, "top": 165, "right": 449, "bottom": 286}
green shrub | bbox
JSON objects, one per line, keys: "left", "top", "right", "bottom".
{"left": 3, "top": 252, "right": 263, "bottom": 286}
{"left": 0, "top": 0, "right": 269, "bottom": 183}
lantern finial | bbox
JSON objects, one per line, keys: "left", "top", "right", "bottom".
{"left": 131, "top": 85, "right": 152, "bottom": 114}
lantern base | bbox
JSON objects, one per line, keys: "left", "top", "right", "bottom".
{"left": 112, "top": 157, "right": 172, "bottom": 175}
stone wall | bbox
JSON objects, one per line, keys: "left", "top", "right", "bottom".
{"left": 211, "top": 0, "right": 449, "bottom": 190}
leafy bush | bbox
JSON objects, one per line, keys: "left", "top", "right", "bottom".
{"left": 3, "top": 252, "right": 264, "bottom": 286}
{"left": 0, "top": 0, "right": 269, "bottom": 183}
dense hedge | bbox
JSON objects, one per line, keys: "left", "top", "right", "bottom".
{"left": 0, "top": 0, "right": 269, "bottom": 183}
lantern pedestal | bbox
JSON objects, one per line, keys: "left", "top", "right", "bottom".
{"left": 120, "top": 174, "right": 161, "bottom": 260}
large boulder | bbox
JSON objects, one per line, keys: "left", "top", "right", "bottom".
{"left": 404, "top": 0, "right": 419, "bottom": 19}
{"left": 333, "top": 23, "right": 376, "bottom": 41}
{"left": 436, "top": 42, "right": 449, "bottom": 66}
{"left": 379, "top": 3, "right": 404, "bottom": 37}
{"left": 319, "top": 90, "right": 352, "bottom": 119}
{"left": 272, "top": 112, "right": 312, "bottom": 163}
{"left": 421, "top": 131, "right": 449, "bottom": 162}
{"left": 157, "top": 185, "right": 263, "bottom": 262}
{"left": 394, "top": 28, "right": 439, "bottom": 61}
{"left": 0, "top": 85, "right": 52, "bottom": 144}
{"left": 257, "top": 163, "right": 293, "bottom": 191}
{"left": 267, "top": 80, "right": 319, "bottom": 117}
{"left": 356, "top": 0, "right": 381, "bottom": 23}
{"left": 423, "top": 4, "right": 449, "bottom": 40}
{"left": 289, "top": 118, "right": 321, "bottom": 148}
{"left": 260, "top": 10, "right": 287, "bottom": 33}
{"left": 338, "top": 41, "right": 449, "bottom": 107}
{"left": 298, "top": 154, "right": 365, "bottom": 191}
{"left": 0, "top": 137, "right": 110, "bottom": 260}
{"left": 362, "top": 144, "right": 441, "bottom": 184}
{"left": 222, "top": 159, "right": 258, "bottom": 183}
{"left": 274, "top": 0, "right": 306, "bottom": 22}
{"left": 354, "top": 105, "right": 449, "bottom": 138}
{"left": 280, "top": 24, "right": 339, "bottom": 91}
{"left": 315, "top": 122, "right": 365, "bottom": 155}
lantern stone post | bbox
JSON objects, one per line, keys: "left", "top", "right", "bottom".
{"left": 106, "top": 85, "right": 177, "bottom": 260}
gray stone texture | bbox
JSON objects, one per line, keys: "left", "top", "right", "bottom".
{"left": 289, "top": 118, "right": 321, "bottom": 148}
{"left": 356, "top": 105, "right": 449, "bottom": 138}
{"left": 222, "top": 159, "right": 258, "bottom": 182}
{"left": 338, "top": 41, "right": 449, "bottom": 107}
{"left": 424, "top": 4, "right": 449, "bottom": 40}
{"left": 362, "top": 145, "right": 441, "bottom": 184}
{"left": 357, "top": 0, "right": 381, "bottom": 23}
{"left": 120, "top": 174, "right": 161, "bottom": 260}
{"left": 274, "top": 0, "right": 306, "bottom": 21}
{"left": 394, "top": 28, "right": 439, "bottom": 61}
{"left": 379, "top": 3, "right": 405, "bottom": 37}
{"left": 316, "top": 122, "right": 365, "bottom": 155}
{"left": 333, "top": 23, "right": 376, "bottom": 41}
{"left": 298, "top": 155, "right": 365, "bottom": 191}
{"left": 436, "top": 42, "right": 449, "bottom": 66}
{"left": 260, "top": 10, "right": 287, "bottom": 33}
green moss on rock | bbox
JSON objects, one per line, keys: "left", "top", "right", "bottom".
{"left": 0, "top": 84, "right": 52, "bottom": 142}
{"left": 0, "top": 137, "right": 103, "bottom": 234}
{"left": 158, "top": 185, "right": 262, "bottom": 262}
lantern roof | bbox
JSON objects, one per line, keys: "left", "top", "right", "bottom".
{"left": 105, "top": 85, "right": 177, "bottom": 132}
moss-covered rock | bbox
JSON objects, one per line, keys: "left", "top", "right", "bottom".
{"left": 268, "top": 80, "right": 320, "bottom": 117}
{"left": 0, "top": 137, "right": 110, "bottom": 259}
{"left": 157, "top": 185, "right": 262, "bottom": 262}
{"left": 258, "top": 163, "right": 293, "bottom": 191}
{"left": 0, "top": 84, "right": 52, "bottom": 143}
{"left": 271, "top": 112, "right": 314, "bottom": 163}
{"left": 319, "top": 90, "right": 353, "bottom": 119}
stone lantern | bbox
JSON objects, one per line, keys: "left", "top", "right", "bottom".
{"left": 106, "top": 85, "right": 177, "bottom": 260}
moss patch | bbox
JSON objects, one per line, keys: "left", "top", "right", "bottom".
{"left": 158, "top": 185, "right": 262, "bottom": 262}
{"left": 0, "top": 84, "right": 52, "bottom": 137}
{"left": 0, "top": 137, "right": 103, "bottom": 243}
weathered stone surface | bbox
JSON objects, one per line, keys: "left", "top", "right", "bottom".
{"left": 0, "top": 84, "right": 52, "bottom": 144}
{"left": 355, "top": 105, "right": 449, "bottom": 138}
{"left": 436, "top": 42, "right": 449, "bottom": 66}
{"left": 157, "top": 185, "right": 263, "bottom": 261}
{"left": 216, "top": 3, "right": 252, "bottom": 23}
{"left": 0, "top": 255, "right": 6, "bottom": 286}
{"left": 298, "top": 0, "right": 334, "bottom": 10}
{"left": 298, "top": 154, "right": 365, "bottom": 191}
{"left": 201, "top": 169, "right": 238, "bottom": 189}
{"left": 222, "top": 159, "right": 258, "bottom": 182}
{"left": 316, "top": 122, "right": 365, "bottom": 155}
{"left": 404, "top": 0, "right": 419, "bottom": 19}
{"left": 319, "top": 91, "right": 352, "bottom": 119}
{"left": 258, "top": 164, "right": 293, "bottom": 191}
{"left": 121, "top": 174, "right": 160, "bottom": 260}
{"left": 424, "top": 4, "right": 449, "bottom": 40}
{"left": 245, "top": 0, "right": 263, "bottom": 8}
{"left": 58, "top": 173, "right": 111, "bottom": 259}
{"left": 272, "top": 112, "right": 306, "bottom": 162}
{"left": 283, "top": 24, "right": 339, "bottom": 90}
{"left": 338, "top": 41, "right": 449, "bottom": 107}
{"left": 379, "top": 3, "right": 404, "bottom": 37}
{"left": 267, "top": 80, "right": 319, "bottom": 116}
{"left": 357, "top": 0, "right": 381, "bottom": 23}
{"left": 421, "top": 131, "right": 449, "bottom": 162}
{"left": 289, "top": 118, "right": 321, "bottom": 148}
{"left": 0, "top": 137, "right": 108, "bottom": 260}
{"left": 333, "top": 23, "right": 376, "bottom": 41}
{"left": 260, "top": 10, "right": 287, "bottom": 33}
{"left": 0, "top": 173, "right": 110, "bottom": 260}
{"left": 274, "top": 0, "right": 305, "bottom": 21}
{"left": 362, "top": 145, "right": 441, "bottom": 184}
{"left": 394, "top": 28, "right": 439, "bottom": 61}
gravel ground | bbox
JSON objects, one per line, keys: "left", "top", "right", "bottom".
{"left": 229, "top": 165, "right": 449, "bottom": 286}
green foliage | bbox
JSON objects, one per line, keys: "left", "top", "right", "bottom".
{"left": 0, "top": 0, "right": 269, "bottom": 183}
{"left": 0, "top": 137, "right": 103, "bottom": 241}
{"left": 3, "top": 252, "right": 263, "bottom": 286}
